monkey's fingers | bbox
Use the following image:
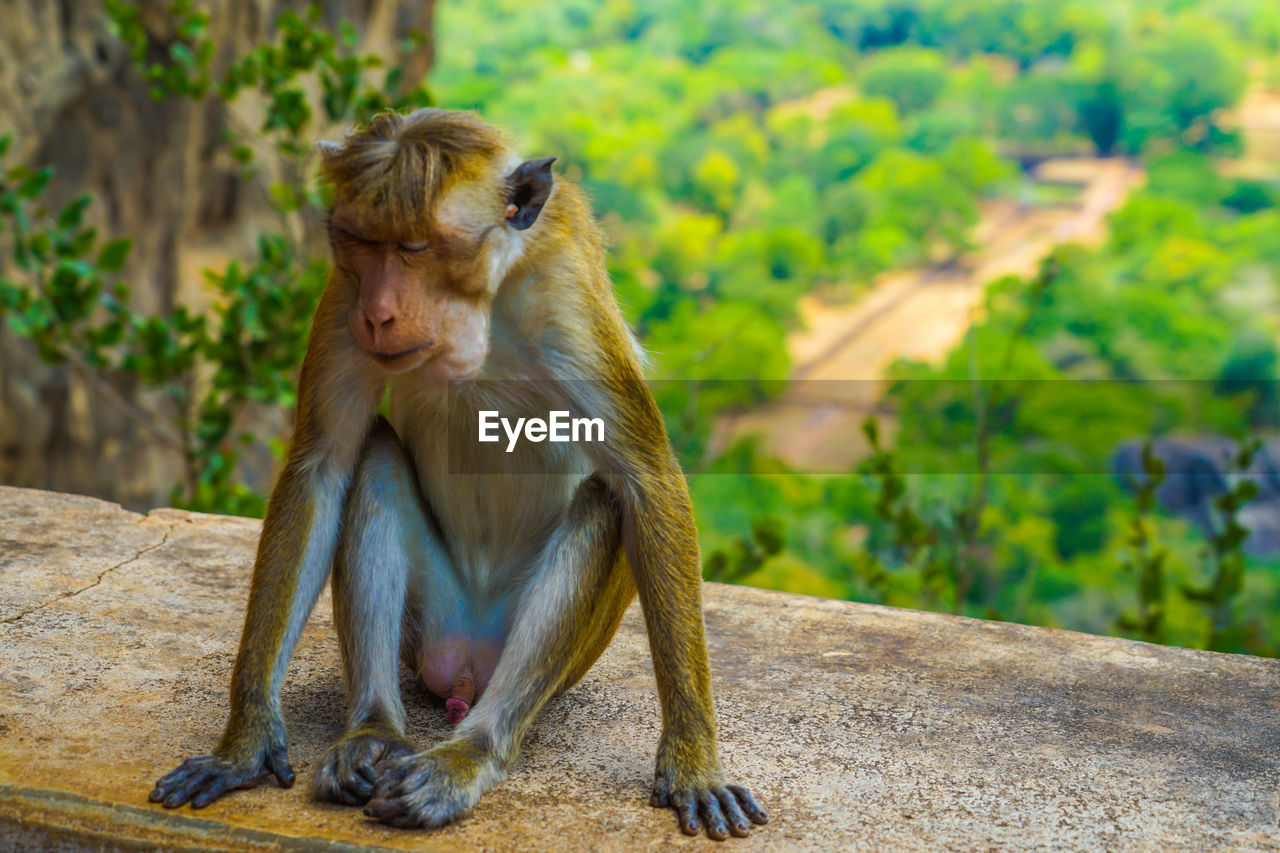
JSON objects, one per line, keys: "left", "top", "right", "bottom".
{"left": 150, "top": 754, "right": 279, "bottom": 810}
{"left": 713, "top": 787, "right": 753, "bottom": 838}
{"left": 369, "top": 753, "right": 429, "bottom": 801}
{"left": 363, "top": 793, "right": 413, "bottom": 822}
{"left": 364, "top": 749, "right": 481, "bottom": 829}
{"left": 355, "top": 738, "right": 416, "bottom": 800}
{"left": 326, "top": 756, "right": 372, "bottom": 806}
{"left": 697, "top": 790, "right": 731, "bottom": 841}
{"left": 364, "top": 788, "right": 458, "bottom": 830}
{"left": 315, "top": 741, "right": 371, "bottom": 806}
{"left": 346, "top": 752, "right": 380, "bottom": 803}
{"left": 190, "top": 768, "right": 261, "bottom": 809}
{"left": 365, "top": 799, "right": 428, "bottom": 829}
{"left": 150, "top": 755, "right": 210, "bottom": 802}
{"left": 151, "top": 757, "right": 218, "bottom": 808}
{"left": 670, "top": 790, "right": 700, "bottom": 836}
{"left": 153, "top": 759, "right": 232, "bottom": 808}
{"left": 265, "top": 746, "right": 295, "bottom": 788}
{"left": 341, "top": 747, "right": 383, "bottom": 805}
{"left": 657, "top": 784, "right": 767, "bottom": 840}
{"left": 725, "top": 784, "right": 769, "bottom": 825}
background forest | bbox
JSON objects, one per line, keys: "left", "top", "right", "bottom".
{"left": 3, "top": 0, "right": 1280, "bottom": 655}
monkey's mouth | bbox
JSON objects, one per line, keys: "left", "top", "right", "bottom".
{"left": 369, "top": 343, "right": 432, "bottom": 370}
{"left": 371, "top": 340, "right": 430, "bottom": 361}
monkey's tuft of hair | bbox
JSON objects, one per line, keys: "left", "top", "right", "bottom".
{"left": 319, "top": 109, "right": 509, "bottom": 232}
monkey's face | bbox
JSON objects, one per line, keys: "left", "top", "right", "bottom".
{"left": 328, "top": 156, "right": 556, "bottom": 385}
{"left": 330, "top": 205, "right": 496, "bottom": 383}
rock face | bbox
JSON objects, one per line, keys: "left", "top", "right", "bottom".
{"left": 1, "top": 484, "right": 1278, "bottom": 850}
{"left": 0, "top": 1, "right": 433, "bottom": 510}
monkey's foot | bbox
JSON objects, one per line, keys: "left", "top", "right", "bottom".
{"left": 363, "top": 737, "right": 503, "bottom": 828}
{"left": 149, "top": 744, "right": 294, "bottom": 810}
{"left": 312, "top": 729, "right": 417, "bottom": 806}
{"left": 651, "top": 778, "right": 769, "bottom": 841}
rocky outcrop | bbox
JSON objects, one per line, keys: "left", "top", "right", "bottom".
{"left": 2, "top": 484, "right": 1279, "bottom": 850}
{"left": 0, "top": 1, "right": 433, "bottom": 509}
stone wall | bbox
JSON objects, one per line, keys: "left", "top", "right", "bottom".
{"left": 2, "top": 484, "right": 1279, "bottom": 849}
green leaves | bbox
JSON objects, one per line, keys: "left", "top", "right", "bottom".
{"left": 22, "top": 1, "right": 438, "bottom": 516}
{"left": 96, "top": 238, "right": 132, "bottom": 272}
{"left": 703, "top": 514, "right": 785, "bottom": 584}
{"left": 1178, "top": 440, "right": 1263, "bottom": 653}
{"left": 213, "top": 4, "right": 423, "bottom": 141}
{"left": 1116, "top": 440, "right": 1171, "bottom": 645}
{"left": 264, "top": 87, "right": 311, "bottom": 135}
{"left": 107, "top": 0, "right": 212, "bottom": 99}
{"left": 860, "top": 47, "right": 947, "bottom": 116}
{"left": 16, "top": 165, "right": 54, "bottom": 200}
{"left": 57, "top": 194, "right": 92, "bottom": 230}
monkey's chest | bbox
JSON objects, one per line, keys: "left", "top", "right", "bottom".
{"left": 429, "top": 471, "right": 580, "bottom": 571}
{"left": 391, "top": 383, "right": 593, "bottom": 583}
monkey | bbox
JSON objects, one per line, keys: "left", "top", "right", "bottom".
{"left": 148, "top": 108, "right": 768, "bottom": 840}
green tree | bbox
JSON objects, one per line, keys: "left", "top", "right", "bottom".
{"left": 1119, "top": 21, "right": 1246, "bottom": 152}
{"left": 859, "top": 47, "right": 947, "bottom": 115}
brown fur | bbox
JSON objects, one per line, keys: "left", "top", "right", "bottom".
{"left": 320, "top": 109, "right": 507, "bottom": 231}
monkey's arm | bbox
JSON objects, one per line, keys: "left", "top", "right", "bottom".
{"left": 582, "top": 366, "right": 769, "bottom": 838}
{"left": 151, "top": 292, "right": 382, "bottom": 809}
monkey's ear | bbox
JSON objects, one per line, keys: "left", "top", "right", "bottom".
{"left": 317, "top": 140, "right": 343, "bottom": 160}
{"left": 505, "top": 157, "right": 557, "bottom": 230}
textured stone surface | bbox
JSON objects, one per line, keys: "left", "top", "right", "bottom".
{"left": 1, "top": 484, "right": 1279, "bottom": 851}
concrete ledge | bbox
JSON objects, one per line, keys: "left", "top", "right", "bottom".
{"left": 1, "top": 484, "right": 1278, "bottom": 850}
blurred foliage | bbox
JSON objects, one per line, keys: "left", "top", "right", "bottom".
{"left": 426, "top": 0, "right": 1278, "bottom": 654}
{"left": 1, "top": 2, "right": 431, "bottom": 513}
{"left": 2, "top": 0, "right": 1279, "bottom": 654}
{"left": 854, "top": 156, "right": 1280, "bottom": 654}
{"left": 1116, "top": 441, "right": 1171, "bottom": 645}
{"left": 1186, "top": 440, "right": 1262, "bottom": 652}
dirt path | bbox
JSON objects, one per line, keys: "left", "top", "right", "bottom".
{"left": 715, "top": 157, "right": 1146, "bottom": 471}
{"left": 1219, "top": 62, "right": 1280, "bottom": 180}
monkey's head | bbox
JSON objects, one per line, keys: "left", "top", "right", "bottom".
{"left": 319, "top": 109, "right": 556, "bottom": 383}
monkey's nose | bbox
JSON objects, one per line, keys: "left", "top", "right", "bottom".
{"left": 362, "top": 307, "right": 396, "bottom": 348}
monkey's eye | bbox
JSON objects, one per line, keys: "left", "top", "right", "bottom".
{"left": 398, "top": 240, "right": 429, "bottom": 253}
{"left": 333, "top": 226, "right": 375, "bottom": 246}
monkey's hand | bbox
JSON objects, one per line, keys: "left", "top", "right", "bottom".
{"left": 363, "top": 736, "right": 502, "bottom": 828}
{"left": 312, "top": 726, "right": 417, "bottom": 806}
{"left": 149, "top": 729, "right": 294, "bottom": 809}
{"left": 651, "top": 763, "right": 769, "bottom": 840}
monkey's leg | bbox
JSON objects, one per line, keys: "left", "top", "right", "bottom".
{"left": 364, "top": 474, "right": 630, "bottom": 829}
{"left": 312, "top": 418, "right": 444, "bottom": 806}
{"left": 149, "top": 288, "right": 385, "bottom": 811}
